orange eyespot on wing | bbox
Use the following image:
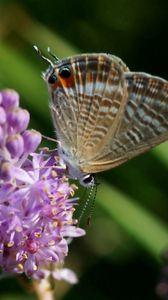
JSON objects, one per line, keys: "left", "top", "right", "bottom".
{"left": 58, "top": 66, "right": 75, "bottom": 88}
{"left": 59, "top": 74, "right": 75, "bottom": 88}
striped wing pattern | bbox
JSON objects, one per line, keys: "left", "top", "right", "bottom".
{"left": 45, "top": 54, "right": 168, "bottom": 174}
{"left": 84, "top": 73, "right": 168, "bottom": 172}
{"left": 48, "top": 54, "right": 128, "bottom": 158}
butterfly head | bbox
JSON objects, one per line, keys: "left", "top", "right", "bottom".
{"left": 33, "top": 45, "right": 74, "bottom": 89}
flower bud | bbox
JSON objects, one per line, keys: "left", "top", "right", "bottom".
{"left": 0, "top": 161, "right": 13, "bottom": 181}
{"left": 0, "top": 107, "right": 6, "bottom": 124}
{"left": 7, "top": 108, "right": 30, "bottom": 133}
{"left": 23, "top": 130, "right": 42, "bottom": 153}
{"left": 6, "top": 134, "right": 24, "bottom": 158}
{"left": 2, "top": 89, "right": 19, "bottom": 109}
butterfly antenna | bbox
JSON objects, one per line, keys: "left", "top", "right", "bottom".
{"left": 78, "top": 176, "right": 96, "bottom": 225}
{"left": 33, "top": 45, "right": 54, "bottom": 67}
{"left": 47, "top": 47, "right": 61, "bottom": 63}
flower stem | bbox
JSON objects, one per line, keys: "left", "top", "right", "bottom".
{"left": 32, "top": 279, "right": 55, "bottom": 300}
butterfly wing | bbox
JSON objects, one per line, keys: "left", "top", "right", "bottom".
{"left": 75, "top": 54, "right": 129, "bottom": 159}
{"left": 47, "top": 54, "right": 129, "bottom": 160}
{"left": 82, "top": 72, "right": 168, "bottom": 173}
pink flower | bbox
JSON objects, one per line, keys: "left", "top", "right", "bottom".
{"left": 0, "top": 89, "right": 85, "bottom": 280}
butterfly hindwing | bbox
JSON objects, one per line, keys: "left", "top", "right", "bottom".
{"left": 83, "top": 72, "right": 168, "bottom": 173}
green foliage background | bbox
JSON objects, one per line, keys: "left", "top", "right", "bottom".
{"left": 1, "top": 1, "right": 168, "bottom": 299}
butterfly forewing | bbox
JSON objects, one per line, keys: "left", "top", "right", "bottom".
{"left": 74, "top": 55, "right": 128, "bottom": 159}
{"left": 48, "top": 54, "right": 129, "bottom": 161}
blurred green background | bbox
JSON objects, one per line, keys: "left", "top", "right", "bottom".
{"left": 1, "top": 0, "right": 168, "bottom": 299}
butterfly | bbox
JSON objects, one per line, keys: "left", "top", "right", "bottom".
{"left": 34, "top": 46, "right": 168, "bottom": 187}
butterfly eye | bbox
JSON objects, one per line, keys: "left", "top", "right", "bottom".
{"left": 48, "top": 74, "right": 57, "bottom": 84}
{"left": 59, "top": 67, "right": 71, "bottom": 79}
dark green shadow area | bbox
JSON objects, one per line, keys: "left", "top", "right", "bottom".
{"left": 64, "top": 254, "right": 159, "bottom": 300}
